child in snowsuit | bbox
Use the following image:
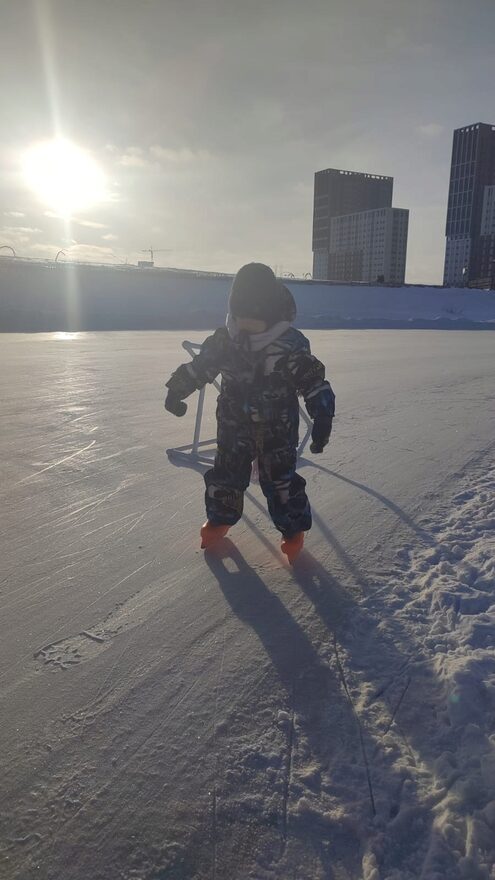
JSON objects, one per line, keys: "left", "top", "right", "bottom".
{"left": 164, "top": 263, "right": 335, "bottom": 561}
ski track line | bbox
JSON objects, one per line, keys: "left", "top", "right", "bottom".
{"left": 8, "top": 483, "right": 131, "bottom": 548}
{"left": 38, "top": 482, "right": 132, "bottom": 528}
{"left": 3, "top": 501, "right": 202, "bottom": 685}
{"left": 0, "top": 485, "right": 107, "bottom": 539}
{"left": 0, "top": 561, "right": 154, "bottom": 686}
{"left": 429, "top": 436, "right": 495, "bottom": 506}
{"left": 134, "top": 636, "right": 229, "bottom": 818}
{"left": 382, "top": 676, "right": 411, "bottom": 739}
{"left": 42, "top": 666, "right": 216, "bottom": 851}
{"left": 11, "top": 672, "right": 211, "bottom": 865}
{"left": 5, "top": 545, "right": 145, "bottom": 618}
{"left": 333, "top": 635, "right": 376, "bottom": 818}
{"left": 63, "top": 408, "right": 106, "bottom": 427}
{"left": 56, "top": 511, "right": 140, "bottom": 546}
{"left": 279, "top": 679, "right": 296, "bottom": 859}
{"left": 372, "top": 676, "right": 412, "bottom": 761}
{"left": 19, "top": 488, "right": 194, "bottom": 565}
{"left": 85, "top": 444, "right": 145, "bottom": 466}
{"left": 2, "top": 556, "right": 111, "bottom": 612}
{"left": 3, "top": 563, "right": 89, "bottom": 614}
{"left": 91, "top": 610, "right": 228, "bottom": 741}
{"left": 10, "top": 439, "right": 97, "bottom": 488}
{"left": 2, "top": 519, "right": 139, "bottom": 609}
{"left": 51, "top": 613, "right": 227, "bottom": 776}
{"left": 371, "top": 658, "right": 412, "bottom": 701}
{"left": 23, "top": 491, "right": 169, "bottom": 562}
{"left": 211, "top": 626, "right": 226, "bottom": 880}
{"left": 124, "top": 501, "right": 185, "bottom": 536}
{"left": 0, "top": 572, "right": 48, "bottom": 597}
{"left": 45, "top": 520, "right": 140, "bottom": 558}
{"left": 76, "top": 614, "right": 157, "bottom": 744}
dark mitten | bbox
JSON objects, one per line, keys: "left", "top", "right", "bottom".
{"left": 310, "top": 416, "right": 333, "bottom": 453}
{"left": 164, "top": 392, "right": 187, "bottom": 417}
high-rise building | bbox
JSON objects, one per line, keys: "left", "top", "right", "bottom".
{"left": 312, "top": 167, "right": 408, "bottom": 283}
{"left": 443, "top": 122, "right": 495, "bottom": 288}
{"left": 327, "top": 207, "right": 409, "bottom": 285}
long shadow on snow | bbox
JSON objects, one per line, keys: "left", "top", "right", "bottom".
{"left": 204, "top": 533, "right": 443, "bottom": 877}
{"left": 204, "top": 538, "right": 367, "bottom": 878}
{"left": 298, "top": 456, "right": 436, "bottom": 546}
{"left": 278, "top": 477, "right": 469, "bottom": 878}
{"left": 167, "top": 454, "right": 450, "bottom": 876}
{"left": 167, "top": 450, "right": 436, "bottom": 548}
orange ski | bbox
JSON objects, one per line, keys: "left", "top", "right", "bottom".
{"left": 281, "top": 532, "right": 304, "bottom": 564}
{"left": 200, "top": 521, "right": 230, "bottom": 549}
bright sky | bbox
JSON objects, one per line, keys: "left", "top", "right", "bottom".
{"left": 1, "top": 0, "right": 494, "bottom": 282}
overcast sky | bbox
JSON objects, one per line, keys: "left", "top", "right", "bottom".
{"left": 1, "top": 0, "right": 494, "bottom": 282}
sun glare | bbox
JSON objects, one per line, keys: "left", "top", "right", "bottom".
{"left": 22, "top": 139, "right": 107, "bottom": 217}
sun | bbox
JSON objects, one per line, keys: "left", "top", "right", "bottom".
{"left": 22, "top": 139, "right": 108, "bottom": 217}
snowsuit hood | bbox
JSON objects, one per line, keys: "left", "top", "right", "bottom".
{"left": 225, "top": 314, "right": 292, "bottom": 352}
{"left": 228, "top": 263, "right": 297, "bottom": 329}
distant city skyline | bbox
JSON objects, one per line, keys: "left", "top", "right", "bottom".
{"left": 311, "top": 167, "right": 408, "bottom": 284}
{"left": 443, "top": 122, "right": 495, "bottom": 288}
{"left": 1, "top": 0, "right": 495, "bottom": 283}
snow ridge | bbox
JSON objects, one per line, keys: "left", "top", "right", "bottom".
{"left": 195, "top": 464, "right": 495, "bottom": 880}
{"left": 358, "top": 462, "right": 495, "bottom": 879}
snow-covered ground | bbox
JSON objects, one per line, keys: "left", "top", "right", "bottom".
{"left": 1, "top": 330, "right": 494, "bottom": 880}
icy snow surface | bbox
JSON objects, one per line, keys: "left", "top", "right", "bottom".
{"left": 1, "top": 330, "right": 495, "bottom": 880}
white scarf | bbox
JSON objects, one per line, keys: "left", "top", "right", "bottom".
{"left": 226, "top": 314, "right": 291, "bottom": 352}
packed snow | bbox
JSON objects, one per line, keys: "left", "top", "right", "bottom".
{"left": 0, "top": 329, "right": 494, "bottom": 880}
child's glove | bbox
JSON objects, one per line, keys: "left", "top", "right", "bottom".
{"left": 310, "top": 416, "right": 333, "bottom": 453}
{"left": 164, "top": 391, "right": 187, "bottom": 417}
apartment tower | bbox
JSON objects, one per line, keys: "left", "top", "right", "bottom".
{"left": 312, "top": 168, "right": 408, "bottom": 284}
{"left": 444, "top": 122, "right": 495, "bottom": 288}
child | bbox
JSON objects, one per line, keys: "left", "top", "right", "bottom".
{"left": 164, "top": 263, "right": 335, "bottom": 562}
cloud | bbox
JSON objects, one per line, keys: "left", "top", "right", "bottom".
{"left": 29, "top": 243, "right": 69, "bottom": 255}
{"left": 0, "top": 225, "right": 42, "bottom": 249}
{"left": 102, "top": 233, "right": 118, "bottom": 241}
{"left": 3, "top": 211, "right": 25, "bottom": 218}
{"left": 58, "top": 243, "right": 120, "bottom": 262}
{"left": 27, "top": 242, "right": 121, "bottom": 263}
{"left": 149, "top": 145, "right": 211, "bottom": 164}
{"left": 118, "top": 147, "right": 148, "bottom": 168}
{"left": 75, "top": 218, "right": 108, "bottom": 229}
{"left": 417, "top": 123, "right": 445, "bottom": 138}
{"left": 115, "top": 145, "right": 212, "bottom": 169}
{"left": 43, "top": 211, "right": 108, "bottom": 229}
{"left": 1, "top": 226, "right": 42, "bottom": 235}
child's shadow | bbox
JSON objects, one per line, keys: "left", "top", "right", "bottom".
{"left": 205, "top": 538, "right": 371, "bottom": 782}
{"left": 202, "top": 538, "right": 431, "bottom": 878}
{"left": 206, "top": 539, "right": 326, "bottom": 677}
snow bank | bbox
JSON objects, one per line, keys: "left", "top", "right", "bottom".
{"left": 292, "top": 282, "right": 495, "bottom": 329}
{"left": 356, "top": 462, "right": 495, "bottom": 878}
{"left": 0, "top": 258, "right": 494, "bottom": 330}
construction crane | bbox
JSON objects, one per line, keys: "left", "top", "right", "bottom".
{"left": 140, "top": 247, "right": 171, "bottom": 264}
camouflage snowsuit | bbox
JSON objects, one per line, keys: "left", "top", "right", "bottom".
{"left": 166, "top": 324, "right": 335, "bottom": 537}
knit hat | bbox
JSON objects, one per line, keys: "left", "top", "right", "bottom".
{"left": 229, "top": 263, "right": 296, "bottom": 327}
